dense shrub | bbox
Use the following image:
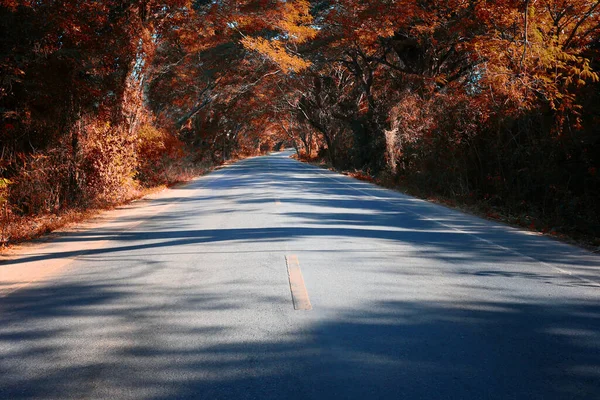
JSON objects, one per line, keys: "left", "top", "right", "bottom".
{"left": 80, "top": 120, "right": 139, "bottom": 205}
{"left": 135, "top": 124, "right": 187, "bottom": 186}
{"left": 8, "top": 148, "right": 71, "bottom": 215}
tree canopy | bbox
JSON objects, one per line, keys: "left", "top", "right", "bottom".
{"left": 1, "top": 0, "right": 599, "bottom": 239}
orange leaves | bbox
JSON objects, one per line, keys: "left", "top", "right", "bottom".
{"left": 137, "top": 123, "right": 184, "bottom": 162}
{"left": 277, "top": 0, "right": 317, "bottom": 44}
{"left": 330, "top": 0, "right": 411, "bottom": 48}
{"left": 239, "top": 0, "right": 316, "bottom": 73}
{"left": 414, "top": 0, "right": 600, "bottom": 122}
{"left": 0, "top": 0, "right": 22, "bottom": 11}
{"left": 241, "top": 37, "right": 311, "bottom": 73}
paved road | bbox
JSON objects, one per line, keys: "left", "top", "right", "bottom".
{"left": 1, "top": 151, "right": 599, "bottom": 399}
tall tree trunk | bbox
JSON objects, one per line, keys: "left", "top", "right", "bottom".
{"left": 68, "top": 118, "right": 81, "bottom": 205}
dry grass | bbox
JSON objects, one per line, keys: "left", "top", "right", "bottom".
{"left": 1, "top": 188, "right": 144, "bottom": 252}
{"left": 0, "top": 164, "right": 211, "bottom": 252}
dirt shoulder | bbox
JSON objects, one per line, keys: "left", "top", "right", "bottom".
{"left": 0, "top": 172, "right": 211, "bottom": 297}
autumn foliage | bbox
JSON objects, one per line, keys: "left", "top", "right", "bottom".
{"left": 1, "top": 0, "right": 599, "bottom": 243}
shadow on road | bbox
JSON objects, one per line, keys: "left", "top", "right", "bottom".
{"left": 1, "top": 154, "right": 599, "bottom": 399}
{"left": 0, "top": 280, "right": 599, "bottom": 399}
{"left": 3, "top": 156, "right": 600, "bottom": 279}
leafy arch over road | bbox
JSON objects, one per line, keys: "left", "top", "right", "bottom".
{"left": 1, "top": 0, "right": 600, "bottom": 240}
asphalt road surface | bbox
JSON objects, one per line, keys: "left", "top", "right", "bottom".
{"left": 1, "top": 151, "right": 599, "bottom": 400}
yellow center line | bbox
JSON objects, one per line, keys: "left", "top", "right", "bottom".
{"left": 285, "top": 255, "right": 312, "bottom": 311}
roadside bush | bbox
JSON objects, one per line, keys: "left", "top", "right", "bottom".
{"left": 135, "top": 124, "right": 186, "bottom": 186}
{"left": 8, "top": 148, "right": 71, "bottom": 215}
{"left": 80, "top": 120, "right": 139, "bottom": 205}
{"left": 0, "top": 178, "right": 11, "bottom": 243}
